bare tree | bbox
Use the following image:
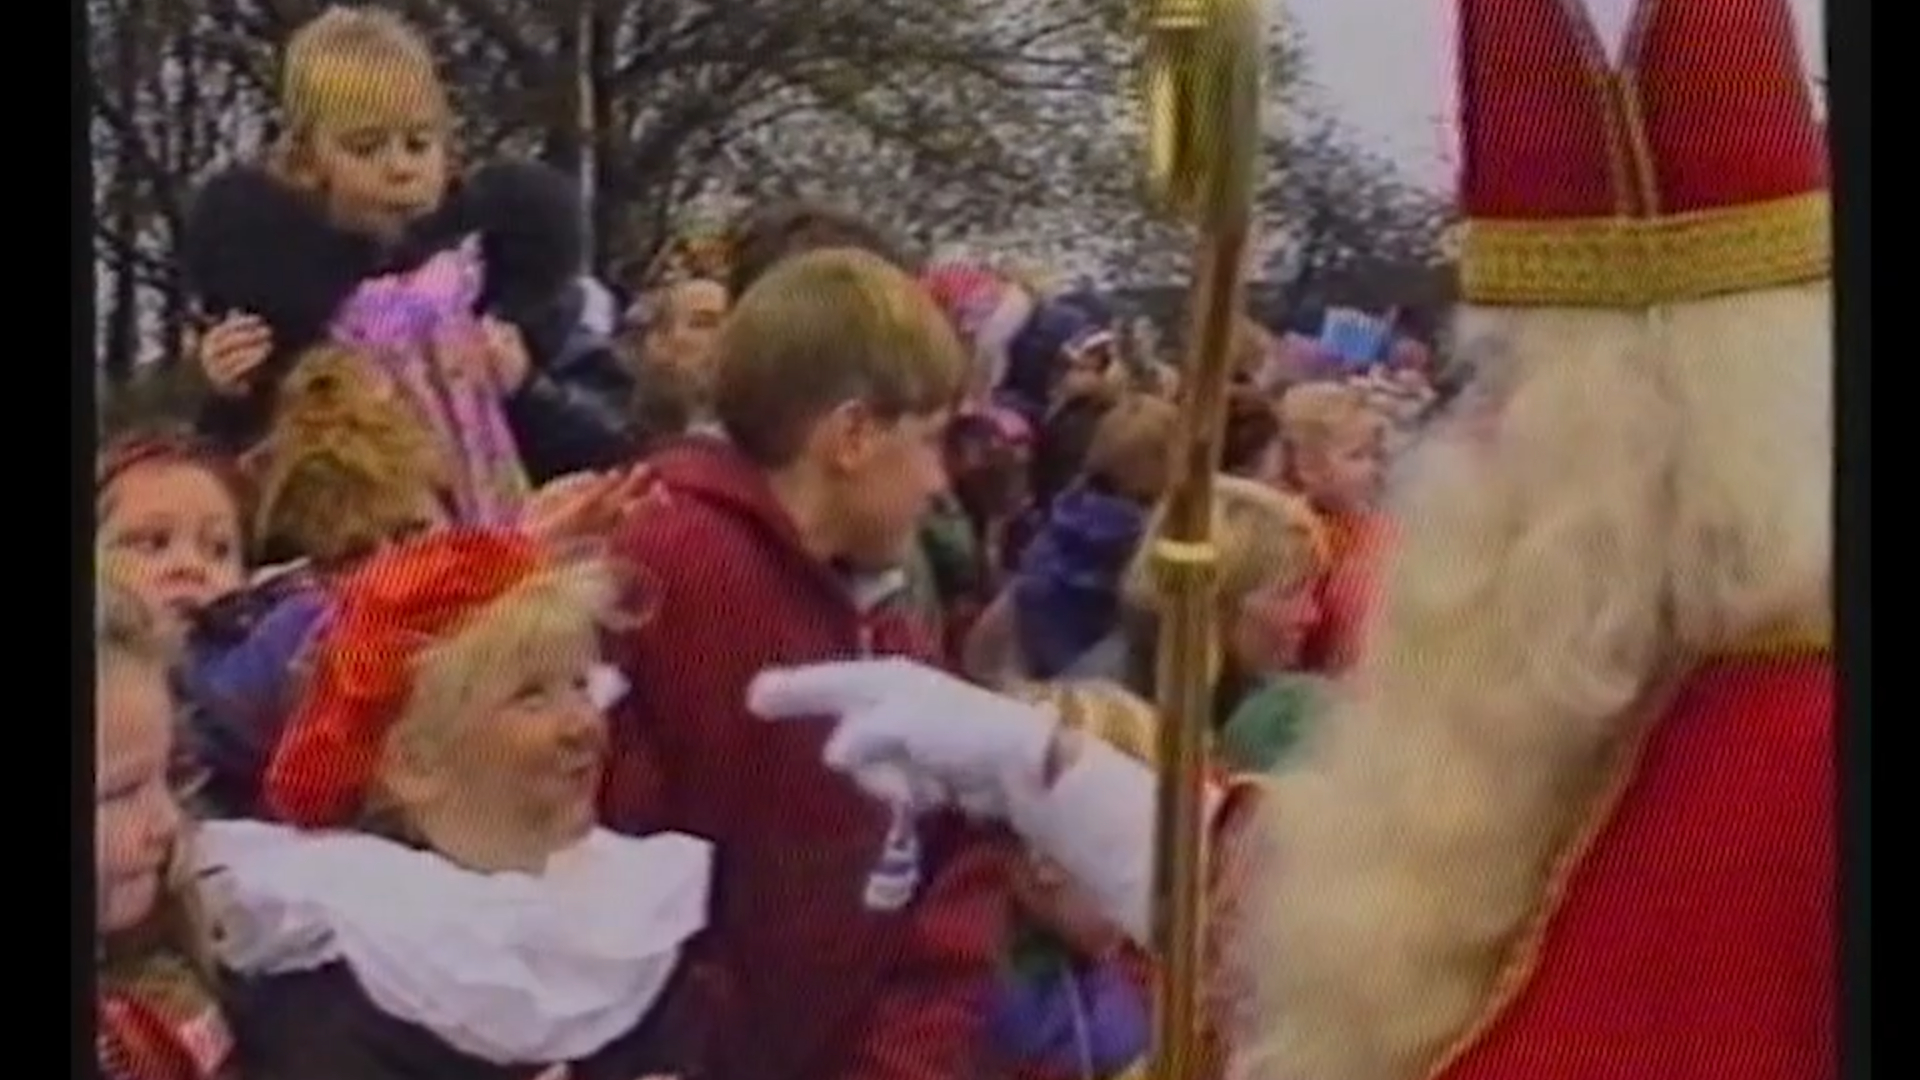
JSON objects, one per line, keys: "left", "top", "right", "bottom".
{"left": 1258, "top": 116, "right": 1454, "bottom": 314}
{"left": 90, "top": 0, "right": 1148, "bottom": 373}
{"left": 89, "top": 0, "right": 1452, "bottom": 394}
{"left": 1069, "top": 26, "right": 1449, "bottom": 306}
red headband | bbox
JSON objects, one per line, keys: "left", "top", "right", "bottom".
{"left": 263, "top": 527, "right": 546, "bottom": 828}
{"left": 97, "top": 427, "right": 246, "bottom": 503}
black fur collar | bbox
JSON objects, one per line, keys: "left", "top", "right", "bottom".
{"left": 179, "top": 160, "right": 585, "bottom": 360}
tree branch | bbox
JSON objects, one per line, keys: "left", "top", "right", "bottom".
{"left": 91, "top": 94, "right": 186, "bottom": 229}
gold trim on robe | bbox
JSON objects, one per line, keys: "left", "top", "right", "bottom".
{"left": 1458, "top": 193, "right": 1831, "bottom": 308}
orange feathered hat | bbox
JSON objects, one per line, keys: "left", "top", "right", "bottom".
{"left": 264, "top": 527, "right": 546, "bottom": 827}
{"left": 1456, "top": 0, "right": 1829, "bottom": 307}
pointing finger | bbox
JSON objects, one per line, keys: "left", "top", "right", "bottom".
{"left": 747, "top": 661, "right": 894, "bottom": 720}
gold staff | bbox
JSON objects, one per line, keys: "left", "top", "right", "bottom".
{"left": 1141, "top": 0, "right": 1263, "bottom": 1077}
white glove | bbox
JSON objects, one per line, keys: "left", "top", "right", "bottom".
{"left": 751, "top": 657, "right": 1190, "bottom": 946}
{"left": 746, "top": 657, "right": 1061, "bottom": 821}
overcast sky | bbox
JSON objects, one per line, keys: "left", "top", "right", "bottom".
{"left": 1288, "top": 0, "right": 1827, "bottom": 190}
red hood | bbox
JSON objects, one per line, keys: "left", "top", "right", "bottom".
{"left": 1303, "top": 511, "right": 1393, "bottom": 674}
{"left": 652, "top": 437, "right": 812, "bottom": 548}
{"left": 645, "top": 436, "right": 913, "bottom": 614}
{"left": 1321, "top": 509, "right": 1392, "bottom": 561}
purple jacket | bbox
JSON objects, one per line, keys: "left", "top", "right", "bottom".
{"left": 1010, "top": 484, "right": 1147, "bottom": 679}
{"left": 987, "top": 957, "right": 1150, "bottom": 1079}
{"left": 180, "top": 582, "right": 330, "bottom": 819}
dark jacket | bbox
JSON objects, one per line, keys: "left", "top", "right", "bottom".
{"left": 179, "top": 163, "right": 633, "bottom": 478}
{"left": 228, "top": 958, "right": 716, "bottom": 1080}
{"left": 601, "top": 437, "right": 1010, "bottom": 1080}
{"left": 499, "top": 277, "right": 639, "bottom": 480}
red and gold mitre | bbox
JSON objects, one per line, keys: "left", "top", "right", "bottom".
{"left": 1457, "top": 0, "right": 1829, "bottom": 307}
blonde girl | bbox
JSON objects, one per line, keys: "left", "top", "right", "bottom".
{"left": 1275, "top": 381, "right": 1387, "bottom": 518}
{"left": 96, "top": 430, "right": 249, "bottom": 645}
{"left": 1118, "top": 476, "right": 1331, "bottom": 728}
{"left": 1274, "top": 382, "right": 1393, "bottom": 671}
{"left": 193, "top": 529, "right": 715, "bottom": 1079}
{"left": 183, "top": 341, "right": 650, "bottom": 819}
{"left": 97, "top": 578, "right": 236, "bottom": 1080}
{"left": 182, "top": 7, "right": 628, "bottom": 500}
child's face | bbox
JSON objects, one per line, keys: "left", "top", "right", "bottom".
{"left": 1296, "top": 413, "right": 1387, "bottom": 514}
{"left": 308, "top": 109, "right": 450, "bottom": 241}
{"left": 644, "top": 280, "right": 729, "bottom": 385}
{"left": 98, "top": 463, "right": 245, "bottom": 633}
{"left": 1231, "top": 575, "right": 1323, "bottom": 673}
{"left": 389, "top": 642, "right": 613, "bottom": 866}
{"left": 96, "top": 661, "right": 182, "bottom": 935}
{"left": 826, "top": 407, "right": 954, "bottom": 571}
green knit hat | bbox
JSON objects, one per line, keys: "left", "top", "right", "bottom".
{"left": 1220, "top": 674, "right": 1330, "bottom": 772}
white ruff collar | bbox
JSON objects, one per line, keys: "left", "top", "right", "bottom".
{"left": 194, "top": 821, "right": 711, "bottom": 1065}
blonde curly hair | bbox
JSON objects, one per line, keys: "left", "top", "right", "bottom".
{"left": 1122, "top": 475, "right": 1330, "bottom": 616}
{"left": 250, "top": 344, "right": 451, "bottom": 567}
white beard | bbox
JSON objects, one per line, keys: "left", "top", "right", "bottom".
{"left": 1226, "top": 282, "right": 1832, "bottom": 1080}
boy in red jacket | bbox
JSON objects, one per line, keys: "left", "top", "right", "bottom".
{"left": 601, "top": 245, "right": 1008, "bottom": 1080}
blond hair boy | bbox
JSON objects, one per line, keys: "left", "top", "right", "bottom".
{"left": 602, "top": 247, "right": 1001, "bottom": 1080}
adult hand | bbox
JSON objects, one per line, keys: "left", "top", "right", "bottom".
{"left": 755, "top": 659, "right": 1179, "bottom": 948}
{"left": 197, "top": 312, "right": 274, "bottom": 397}
{"left": 746, "top": 657, "right": 1063, "bottom": 819}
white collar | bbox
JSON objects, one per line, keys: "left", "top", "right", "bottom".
{"left": 194, "top": 821, "right": 711, "bottom": 1065}
{"left": 847, "top": 567, "right": 911, "bottom": 615}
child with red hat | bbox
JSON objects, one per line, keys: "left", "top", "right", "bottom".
{"left": 193, "top": 529, "right": 719, "bottom": 1080}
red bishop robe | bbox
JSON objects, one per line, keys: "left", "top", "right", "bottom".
{"left": 1432, "top": 644, "right": 1836, "bottom": 1080}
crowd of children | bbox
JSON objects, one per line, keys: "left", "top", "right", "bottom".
{"left": 94, "top": 7, "right": 1448, "bottom": 1080}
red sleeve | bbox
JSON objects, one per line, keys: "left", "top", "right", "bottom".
{"left": 1199, "top": 777, "right": 1266, "bottom": 1071}
{"left": 867, "top": 604, "right": 960, "bottom": 674}
{"left": 597, "top": 698, "right": 675, "bottom": 835}
{"left": 839, "top": 826, "right": 1012, "bottom": 1080}
{"left": 1210, "top": 777, "right": 1266, "bottom": 860}
{"left": 1301, "top": 519, "right": 1390, "bottom": 674}
{"left": 596, "top": 551, "right": 692, "bottom": 837}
